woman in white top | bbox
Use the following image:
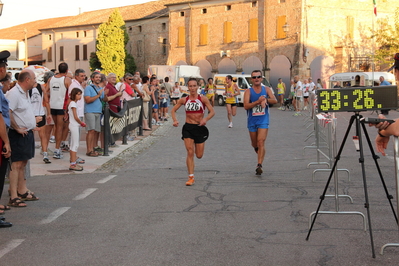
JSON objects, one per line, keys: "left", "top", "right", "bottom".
{"left": 68, "top": 88, "right": 86, "bottom": 171}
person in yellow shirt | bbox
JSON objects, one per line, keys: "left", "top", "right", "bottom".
{"left": 277, "top": 78, "right": 286, "bottom": 110}
{"left": 205, "top": 78, "right": 216, "bottom": 108}
{"left": 224, "top": 75, "right": 240, "bottom": 128}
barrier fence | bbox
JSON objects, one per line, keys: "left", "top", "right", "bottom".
{"left": 102, "top": 98, "right": 152, "bottom": 156}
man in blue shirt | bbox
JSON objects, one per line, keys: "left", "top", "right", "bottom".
{"left": 84, "top": 72, "right": 107, "bottom": 157}
{"left": 379, "top": 76, "right": 391, "bottom": 86}
{"left": 0, "top": 50, "right": 12, "bottom": 227}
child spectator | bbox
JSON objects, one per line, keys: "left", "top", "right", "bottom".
{"left": 159, "top": 87, "right": 168, "bottom": 121}
{"left": 68, "top": 88, "right": 86, "bottom": 171}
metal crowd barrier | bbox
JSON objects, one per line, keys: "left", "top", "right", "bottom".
{"left": 307, "top": 112, "right": 365, "bottom": 230}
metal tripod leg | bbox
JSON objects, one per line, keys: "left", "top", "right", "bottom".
{"left": 307, "top": 114, "right": 375, "bottom": 257}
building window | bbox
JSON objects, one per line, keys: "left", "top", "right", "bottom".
{"left": 60, "top": 33, "right": 63, "bottom": 39}
{"left": 226, "top": 5, "right": 231, "bottom": 11}
{"left": 276, "top": 16, "right": 287, "bottom": 39}
{"left": 138, "top": 26, "right": 142, "bottom": 32}
{"left": 60, "top": 46, "right": 64, "bottom": 61}
{"left": 223, "top": 21, "right": 232, "bottom": 43}
{"left": 280, "top": 0, "right": 286, "bottom": 3}
{"left": 180, "top": 11, "right": 185, "bottom": 17}
{"left": 162, "top": 23, "right": 166, "bottom": 30}
{"left": 137, "top": 40, "right": 143, "bottom": 57}
{"left": 75, "top": 45, "right": 80, "bottom": 61}
{"left": 202, "top": 8, "right": 207, "bottom": 14}
{"left": 84, "top": 31, "right": 87, "bottom": 37}
{"left": 347, "top": 16, "right": 354, "bottom": 39}
{"left": 252, "top": 1, "right": 257, "bottom": 7}
{"left": 178, "top": 27, "right": 185, "bottom": 47}
{"left": 48, "top": 34, "right": 52, "bottom": 41}
{"left": 83, "top": 45, "right": 88, "bottom": 60}
{"left": 249, "top": 18, "right": 258, "bottom": 41}
{"left": 76, "top": 32, "right": 79, "bottom": 38}
{"left": 162, "top": 39, "right": 167, "bottom": 55}
{"left": 199, "top": 24, "right": 208, "bottom": 45}
{"left": 47, "top": 47, "right": 52, "bottom": 62}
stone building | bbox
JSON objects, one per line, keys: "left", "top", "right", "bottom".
{"left": 0, "top": 0, "right": 397, "bottom": 89}
{"left": 165, "top": 0, "right": 398, "bottom": 88}
{"left": 39, "top": 0, "right": 184, "bottom": 76}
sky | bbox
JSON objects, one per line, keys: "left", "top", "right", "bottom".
{"left": 0, "top": 0, "right": 153, "bottom": 29}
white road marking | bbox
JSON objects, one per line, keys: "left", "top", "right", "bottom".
{"left": 0, "top": 239, "right": 25, "bottom": 258}
{"left": 39, "top": 207, "right": 70, "bottom": 225}
{"left": 73, "top": 188, "right": 98, "bottom": 200}
{"left": 97, "top": 175, "right": 117, "bottom": 184}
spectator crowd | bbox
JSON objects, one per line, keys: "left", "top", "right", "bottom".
{"left": 0, "top": 51, "right": 175, "bottom": 227}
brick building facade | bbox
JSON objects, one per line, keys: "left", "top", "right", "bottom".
{"left": 1, "top": 0, "right": 397, "bottom": 89}
{"left": 165, "top": 0, "right": 397, "bottom": 88}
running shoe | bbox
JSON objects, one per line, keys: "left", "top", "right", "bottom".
{"left": 42, "top": 152, "right": 51, "bottom": 164}
{"left": 60, "top": 144, "right": 70, "bottom": 152}
{"left": 49, "top": 136, "right": 56, "bottom": 143}
{"left": 256, "top": 164, "right": 263, "bottom": 175}
{"left": 186, "top": 176, "right": 195, "bottom": 186}
{"left": 53, "top": 150, "right": 63, "bottom": 159}
{"left": 228, "top": 122, "right": 233, "bottom": 128}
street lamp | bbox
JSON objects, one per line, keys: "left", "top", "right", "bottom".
{"left": 0, "top": 1, "right": 4, "bottom": 17}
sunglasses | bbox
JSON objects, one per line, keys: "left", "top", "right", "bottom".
{"left": 128, "top": 78, "right": 133, "bottom": 80}
{"left": 251, "top": 75, "right": 262, "bottom": 79}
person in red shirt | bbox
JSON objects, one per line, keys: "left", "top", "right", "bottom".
{"left": 105, "top": 73, "right": 123, "bottom": 113}
{"left": 171, "top": 78, "right": 215, "bottom": 186}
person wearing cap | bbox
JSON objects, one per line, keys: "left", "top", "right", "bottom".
{"left": 0, "top": 51, "right": 12, "bottom": 227}
{"left": 6, "top": 69, "right": 40, "bottom": 208}
{"left": 371, "top": 53, "right": 399, "bottom": 155}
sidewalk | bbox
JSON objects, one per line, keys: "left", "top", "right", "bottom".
{"left": 30, "top": 124, "right": 162, "bottom": 176}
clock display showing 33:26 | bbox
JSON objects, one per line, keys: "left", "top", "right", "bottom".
{"left": 317, "top": 86, "right": 398, "bottom": 112}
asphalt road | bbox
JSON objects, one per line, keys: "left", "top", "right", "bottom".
{"left": 1, "top": 105, "right": 399, "bottom": 265}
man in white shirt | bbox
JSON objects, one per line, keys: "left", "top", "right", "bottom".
{"left": 7, "top": 69, "right": 40, "bottom": 207}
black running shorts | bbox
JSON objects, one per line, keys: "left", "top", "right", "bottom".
{"left": 182, "top": 123, "right": 209, "bottom": 144}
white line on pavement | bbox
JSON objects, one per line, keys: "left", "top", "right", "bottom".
{"left": 39, "top": 207, "right": 71, "bottom": 225}
{"left": 0, "top": 239, "right": 25, "bottom": 258}
{"left": 73, "top": 188, "right": 98, "bottom": 200}
{"left": 97, "top": 175, "right": 117, "bottom": 184}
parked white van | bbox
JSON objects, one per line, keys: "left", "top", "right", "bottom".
{"left": 213, "top": 74, "right": 272, "bottom": 106}
{"left": 329, "top": 72, "right": 396, "bottom": 88}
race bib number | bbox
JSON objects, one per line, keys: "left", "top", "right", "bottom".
{"left": 208, "top": 89, "right": 213, "bottom": 94}
{"left": 173, "top": 92, "right": 179, "bottom": 97}
{"left": 226, "top": 92, "right": 233, "bottom": 98}
{"left": 185, "top": 102, "right": 201, "bottom": 112}
{"left": 252, "top": 105, "right": 265, "bottom": 116}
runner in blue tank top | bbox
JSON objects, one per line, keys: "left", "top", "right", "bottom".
{"left": 244, "top": 70, "right": 277, "bottom": 175}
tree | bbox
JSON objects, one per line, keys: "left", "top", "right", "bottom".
{"left": 122, "top": 25, "right": 136, "bottom": 75}
{"left": 371, "top": 8, "right": 399, "bottom": 66}
{"left": 96, "top": 9, "right": 126, "bottom": 78}
{"left": 89, "top": 50, "right": 101, "bottom": 72}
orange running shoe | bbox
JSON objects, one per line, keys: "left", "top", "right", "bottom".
{"left": 186, "top": 176, "right": 195, "bottom": 186}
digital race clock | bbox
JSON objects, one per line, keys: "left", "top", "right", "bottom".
{"left": 317, "top": 86, "right": 398, "bottom": 112}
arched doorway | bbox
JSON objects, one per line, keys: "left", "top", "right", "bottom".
{"left": 310, "top": 56, "right": 335, "bottom": 88}
{"left": 176, "top": 60, "right": 188, "bottom": 65}
{"left": 242, "top": 56, "right": 263, "bottom": 74}
{"left": 195, "top": 59, "right": 212, "bottom": 80}
{"left": 269, "top": 55, "right": 291, "bottom": 97}
{"left": 218, "top": 58, "right": 236, "bottom": 74}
